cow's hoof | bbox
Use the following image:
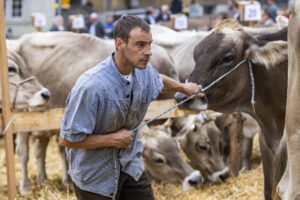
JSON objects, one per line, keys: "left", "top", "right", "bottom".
{"left": 19, "top": 180, "right": 31, "bottom": 195}
{"left": 37, "top": 173, "right": 48, "bottom": 183}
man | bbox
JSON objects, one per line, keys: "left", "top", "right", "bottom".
{"left": 59, "top": 15, "right": 203, "bottom": 200}
{"left": 86, "top": 12, "right": 104, "bottom": 37}
{"left": 264, "top": 0, "right": 278, "bottom": 23}
{"left": 156, "top": 4, "right": 170, "bottom": 22}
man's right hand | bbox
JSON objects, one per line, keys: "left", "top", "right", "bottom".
{"left": 111, "top": 129, "right": 133, "bottom": 148}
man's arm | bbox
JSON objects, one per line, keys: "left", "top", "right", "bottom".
{"left": 59, "top": 129, "right": 132, "bottom": 149}
{"left": 160, "top": 74, "right": 204, "bottom": 98}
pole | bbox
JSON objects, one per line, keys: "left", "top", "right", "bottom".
{"left": 57, "top": 0, "right": 62, "bottom": 16}
{"left": 0, "top": 1, "right": 17, "bottom": 200}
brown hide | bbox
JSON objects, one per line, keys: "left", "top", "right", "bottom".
{"left": 176, "top": 19, "right": 288, "bottom": 200}
{"left": 275, "top": 1, "right": 300, "bottom": 199}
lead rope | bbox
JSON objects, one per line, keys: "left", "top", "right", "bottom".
{"left": 0, "top": 76, "right": 37, "bottom": 136}
{"left": 248, "top": 61, "right": 256, "bottom": 113}
{"left": 9, "top": 76, "right": 36, "bottom": 110}
{"left": 111, "top": 59, "right": 252, "bottom": 199}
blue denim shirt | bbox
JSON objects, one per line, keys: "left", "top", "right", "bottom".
{"left": 60, "top": 54, "right": 163, "bottom": 198}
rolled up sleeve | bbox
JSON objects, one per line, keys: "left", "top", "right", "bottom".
{"left": 60, "top": 85, "right": 99, "bottom": 143}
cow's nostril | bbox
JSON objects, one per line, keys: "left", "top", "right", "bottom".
{"left": 188, "top": 179, "right": 198, "bottom": 187}
{"left": 41, "top": 91, "right": 51, "bottom": 101}
{"left": 219, "top": 172, "right": 229, "bottom": 181}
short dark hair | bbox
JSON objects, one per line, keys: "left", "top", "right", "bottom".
{"left": 113, "top": 15, "right": 150, "bottom": 43}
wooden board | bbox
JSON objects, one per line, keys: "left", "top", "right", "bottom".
{"left": 0, "top": 99, "right": 196, "bottom": 133}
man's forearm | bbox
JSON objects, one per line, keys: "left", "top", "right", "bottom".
{"left": 160, "top": 74, "right": 185, "bottom": 94}
{"left": 59, "top": 134, "right": 116, "bottom": 149}
{"left": 59, "top": 128, "right": 133, "bottom": 149}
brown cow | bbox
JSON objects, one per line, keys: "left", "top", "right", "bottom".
{"left": 217, "top": 112, "right": 259, "bottom": 176}
{"left": 275, "top": 1, "right": 300, "bottom": 199}
{"left": 139, "top": 120, "right": 203, "bottom": 191}
{"left": 174, "top": 19, "right": 288, "bottom": 200}
{"left": 172, "top": 113, "right": 229, "bottom": 183}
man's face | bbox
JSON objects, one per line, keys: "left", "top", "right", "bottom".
{"left": 122, "top": 27, "right": 153, "bottom": 70}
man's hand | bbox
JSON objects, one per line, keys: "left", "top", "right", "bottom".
{"left": 111, "top": 129, "right": 133, "bottom": 148}
{"left": 183, "top": 82, "right": 204, "bottom": 98}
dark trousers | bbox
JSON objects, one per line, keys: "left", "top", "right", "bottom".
{"left": 73, "top": 171, "right": 155, "bottom": 200}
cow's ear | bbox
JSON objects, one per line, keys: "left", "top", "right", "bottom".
{"left": 245, "top": 40, "right": 287, "bottom": 69}
{"left": 176, "top": 134, "right": 187, "bottom": 147}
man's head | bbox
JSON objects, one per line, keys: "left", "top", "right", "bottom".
{"left": 113, "top": 15, "right": 152, "bottom": 71}
{"left": 161, "top": 4, "right": 169, "bottom": 14}
{"left": 89, "top": 12, "right": 98, "bottom": 23}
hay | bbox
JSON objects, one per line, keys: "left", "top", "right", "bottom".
{"left": 0, "top": 134, "right": 262, "bottom": 200}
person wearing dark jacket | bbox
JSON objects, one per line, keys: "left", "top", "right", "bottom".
{"left": 86, "top": 12, "right": 104, "bottom": 38}
{"left": 156, "top": 4, "right": 170, "bottom": 22}
{"left": 170, "top": 0, "right": 182, "bottom": 14}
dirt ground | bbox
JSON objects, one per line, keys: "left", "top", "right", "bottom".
{"left": 0, "top": 133, "right": 263, "bottom": 200}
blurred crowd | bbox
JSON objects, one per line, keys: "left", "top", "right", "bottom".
{"left": 13, "top": 0, "right": 288, "bottom": 40}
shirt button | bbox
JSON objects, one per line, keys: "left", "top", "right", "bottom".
{"left": 126, "top": 94, "right": 130, "bottom": 98}
{"left": 127, "top": 82, "right": 130, "bottom": 85}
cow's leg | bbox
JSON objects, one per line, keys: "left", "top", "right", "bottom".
{"left": 33, "top": 132, "right": 50, "bottom": 183}
{"left": 259, "top": 133, "right": 275, "bottom": 200}
{"left": 58, "top": 143, "right": 72, "bottom": 187}
{"left": 228, "top": 125, "right": 242, "bottom": 177}
{"left": 16, "top": 132, "right": 31, "bottom": 194}
{"left": 242, "top": 137, "right": 253, "bottom": 171}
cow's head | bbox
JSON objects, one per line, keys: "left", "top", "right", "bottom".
{"left": 140, "top": 120, "right": 203, "bottom": 191}
{"left": 2, "top": 50, "right": 51, "bottom": 110}
{"left": 176, "top": 113, "right": 229, "bottom": 182}
{"left": 175, "top": 19, "right": 287, "bottom": 112}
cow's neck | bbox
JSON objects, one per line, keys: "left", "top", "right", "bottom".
{"left": 246, "top": 61, "right": 287, "bottom": 153}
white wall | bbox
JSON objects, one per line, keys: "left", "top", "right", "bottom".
{"left": 5, "top": 0, "right": 56, "bottom": 38}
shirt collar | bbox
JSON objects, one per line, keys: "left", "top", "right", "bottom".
{"left": 109, "top": 53, "right": 142, "bottom": 87}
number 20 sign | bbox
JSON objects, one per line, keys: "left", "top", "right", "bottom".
{"left": 244, "top": 4, "right": 262, "bottom": 21}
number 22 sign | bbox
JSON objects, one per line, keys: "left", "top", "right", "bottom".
{"left": 244, "top": 4, "right": 262, "bottom": 21}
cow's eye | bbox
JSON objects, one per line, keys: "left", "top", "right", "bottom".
{"left": 8, "top": 66, "right": 17, "bottom": 74}
{"left": 154, "top": 158, "right": 164, "bottom": 164}
{"left": 196, "top": 143, "right": 208, "bottom": 151}
{"left": 222, "top": 55, "right": 235, "bottom": 64}
{"left": 153, "top": 153, "right": 166, "bottom": 164}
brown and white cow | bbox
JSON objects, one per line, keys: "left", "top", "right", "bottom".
{"left": 6, "top": 31, "right": 179, "bottom": 194}
{"left": 1, "top": 50, "right": 50, "bottom": 112}
{"left": 174, "top": 19, "right": 288, "bottom": 200}
{"left": 139, "top": 120, "right": 203, "bottom": 191}
{"left": 275, "top": 1, "right": 300, "bottom": 199}
{"left": 216, "top": 112, "right": 260, "bottom": 176}
{"left": 172, "top": 113, "right": 229, "bottom": 183}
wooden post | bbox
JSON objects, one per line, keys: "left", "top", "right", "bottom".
{"left": 0, "top": 1, "right": 17, "bottom": 200}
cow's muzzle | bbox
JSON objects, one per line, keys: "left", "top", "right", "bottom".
{"left": 174, "top": 92, "right": 208, "bottom": 111}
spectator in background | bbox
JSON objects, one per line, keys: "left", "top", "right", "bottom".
{"left": 170, "top": 0, "right": 182, "bottom": 14}
{"left": 86, "top": 12, "right": 104, "bottom": 37}
{"left": 104, "top": 15, "right": 114, "bottom": 39}
{"left": 144, "top": 7, "right": 156, "bottom": 25}
{"left": 185, "top": 0, "right": 202, "bottom": 17}
{"left": 260, "top": 12, "right": 275, "bottom": 25}
{"left": 264, "top": 0, "right": 278, "bottom": 23}
{"left": 156, "top": 4, "right": 170, "bottom": 22}
{"left": 50, "top": 15, "right": 65, "bottom": 31}
{"left": 227, "top": 0, "right": 240, "bottom": 20}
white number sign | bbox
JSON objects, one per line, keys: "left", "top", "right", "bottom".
{"left": 174, "top": 15, "right": 188, "bottom": 30}
{"left": 33, "top": 14, "right": 46, "bottom": 27}
{"left": 244, "top": 4, "right": 262, "bottom": 21}
{"left": 72, "top": 16, "right": 85, "bottom": 29}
